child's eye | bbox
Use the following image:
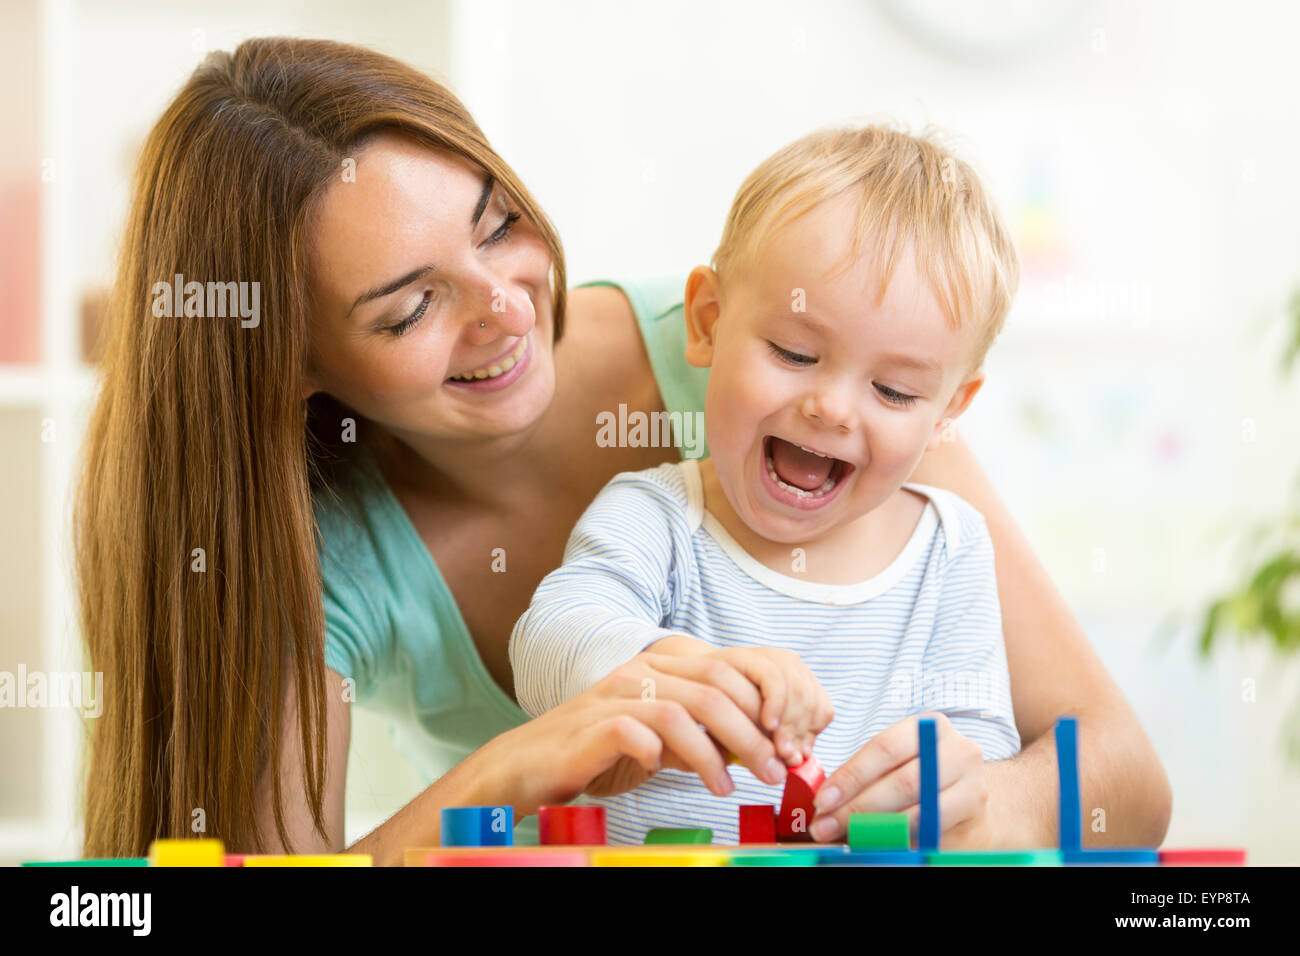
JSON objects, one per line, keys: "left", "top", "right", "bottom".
{"left": 875, "top": 383, "right": 918, "bottom": 407}
{"left": 767, "top": 342, "right": 815, "bottom": 366}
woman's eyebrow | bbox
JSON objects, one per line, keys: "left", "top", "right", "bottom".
{"left": 470, "top": 175, "right": 495, "bottom": 227}
{"left": 346, "top": 176, "right": 497, "bottom": 319}
{"left": 348, "top": 264, "right": 434, "bottom": 317}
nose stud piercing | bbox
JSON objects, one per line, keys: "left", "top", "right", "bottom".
{"left": 480, "top": 321, "right": 486, "bottom": 328}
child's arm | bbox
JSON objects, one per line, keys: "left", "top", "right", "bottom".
{"left": 509, "top": 472, "right": 688, "bottom": 717}
{"left": 509, "top": 470, "right": 826, "bottom": 784}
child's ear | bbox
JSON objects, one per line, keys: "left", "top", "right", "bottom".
{"left": 926, "top": 370, "right": 984, "bottom": 451}
{"left": 684, "top": 265, "right": 721, "bottom": 368}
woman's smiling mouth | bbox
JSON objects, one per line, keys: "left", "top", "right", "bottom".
{"left": 445, "top": 333, "right": 532, "bottom": 392}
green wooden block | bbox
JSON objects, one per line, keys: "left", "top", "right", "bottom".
{"left": 926, "top": 850, "right": 1062, "bottom": 866}
{"left": 22, "top": 858, "right": 150, "bottom": 867}
{"left": 644, "top": 827, "right": 712, "bottom": 845}
{"left": 728, "top": 851, "right": 818, "bottom": 867}
{"left": 847, "top": 813, "right": 911, "bottom": 852}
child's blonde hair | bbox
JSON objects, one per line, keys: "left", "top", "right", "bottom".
{"left": 712, "top": 123, "right": 1019, "bottom": 370}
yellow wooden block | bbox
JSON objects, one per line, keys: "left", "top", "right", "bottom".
{"left": 148, "top": 839, "right": 226, "bottom": 867}
{"left": 242, "top": 854, "right": 372, "bottom": 867}
{"left": 591, "top": 848, "right": 729, "bottom": 867}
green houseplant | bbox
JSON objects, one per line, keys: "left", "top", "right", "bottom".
{"left": 1197, "top": 287, "right": 1300, "bottom": 764}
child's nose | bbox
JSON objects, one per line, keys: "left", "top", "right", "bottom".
{"left": 800, "top": 385, "right": 856, "bottom": 433}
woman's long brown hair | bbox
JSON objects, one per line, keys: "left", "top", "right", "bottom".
{"left": 76, "top": 37, "right": 566, "bottom": 856}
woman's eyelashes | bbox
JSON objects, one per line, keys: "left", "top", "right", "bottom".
{"left": 388, "top": 290, "right": 432, "bottom": 337}
{"left": 386, "top": 211, "right": 522, "bottom": 337}
{"left": 484, "top": 210, "right": 521, "bottom": 247}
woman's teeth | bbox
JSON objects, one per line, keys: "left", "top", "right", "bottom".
{"left": 449, "top": 336, "right": 528, "bottom": 381}
{"left": 766, "top": 453, "right": 838, "bottom": 498}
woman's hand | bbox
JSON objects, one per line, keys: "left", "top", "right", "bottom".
{"left": 807, "top": 712, "right": 994, "bottom": 847}
{"left": 490, "top": 649, "right": 794, "bottom": 817}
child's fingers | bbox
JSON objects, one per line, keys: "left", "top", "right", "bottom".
{"left": 812, "top": 717, "right": 921, "bottom": 816}
{"left": 715, "top": 649, "right": 786, "bottom": 733}
{"left": 773, "top": 727, "right": 800, "bottom": 764}
{"left": 808, "top": 756, "right": 989, "bottom": 844}
{"left": 643, "top": 653, "right": 763, "bottom": 723}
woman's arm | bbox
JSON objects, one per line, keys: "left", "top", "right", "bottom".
{"left": 255, "top": 664, "right": 780, "bottom": 866}
{"left": 252, "top": 666, "right": 520, "bottom": 866}
{"left": 908, "top": 432, "right": 1172, "bottom": 847}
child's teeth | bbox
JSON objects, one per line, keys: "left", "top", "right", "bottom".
{"left": 765, "top": 454, "right": 837, "bottom": 499}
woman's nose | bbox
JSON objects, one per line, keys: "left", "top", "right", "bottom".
{"left": 463, "top": 279, "right": 533, "bottom": 343}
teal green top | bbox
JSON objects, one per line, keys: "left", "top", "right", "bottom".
{"left": 315, "top": 275, "right": 707, "bottom": 835}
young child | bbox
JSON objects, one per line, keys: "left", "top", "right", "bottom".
{"left": 510, "top": 124, "right": 1022, "bottom": 845}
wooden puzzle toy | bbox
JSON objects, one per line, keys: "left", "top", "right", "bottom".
{"left": 23, "top": 715, "right": 1251, "bottom": 868}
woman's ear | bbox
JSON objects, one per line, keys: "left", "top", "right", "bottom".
{"left": 683, "top": 265, "right": 721, "bottom": 368}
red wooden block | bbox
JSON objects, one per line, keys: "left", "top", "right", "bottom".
{"left": 1158, "top": 847, "right": 1247, "bottom": 866}
{"left": 739, "top": 805, "right": 777, "bottom": 844}
{"left": 777, "top": 756, "right": 825, "bottom": 842}
{"left": 538, "top": 805, "right": 607, "bottom": 845}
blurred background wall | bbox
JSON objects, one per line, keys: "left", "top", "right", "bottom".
{"left": 1, "top": 0, "right": 1296, "bottom": 863}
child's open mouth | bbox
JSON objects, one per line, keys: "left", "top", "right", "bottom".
{"left": 761, "top": 435, "right": 854, "bottom": 510}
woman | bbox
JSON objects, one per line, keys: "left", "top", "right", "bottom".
{"left": 77, "top": 37, "right": 1170, "bottom": 865}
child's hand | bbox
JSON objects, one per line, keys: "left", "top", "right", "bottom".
{"left": 705, "top": 646, "right": 834, "bottom": 765}
{"left": 643, "top": 635, "right": 833, "bottom": 766}
{"left": 807, "top": 712, "right": 992, "bottom": 845}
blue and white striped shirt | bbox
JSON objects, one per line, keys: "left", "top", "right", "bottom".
{"left": 509, "top": 459, "right": 1020, "bottom": 845}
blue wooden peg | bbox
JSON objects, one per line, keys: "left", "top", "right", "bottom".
{"left": 1056, "top": 716, "right": 1082, "bottom": 852}
{"left": 918, "top": 717, "right": 939, "bottom": 852}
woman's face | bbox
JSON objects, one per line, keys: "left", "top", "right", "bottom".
{"left": 305, "top": 132, "right": 556, "bottom": 445}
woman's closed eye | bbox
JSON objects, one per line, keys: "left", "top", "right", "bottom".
{"left": 385, "top": 210, "right": 520, "bottom": 338}
{"left": 388, "top": 290, "right": 433, "bottom": 337}
{"left": 483, "top": 210, "right": 521, "bottom": 247}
